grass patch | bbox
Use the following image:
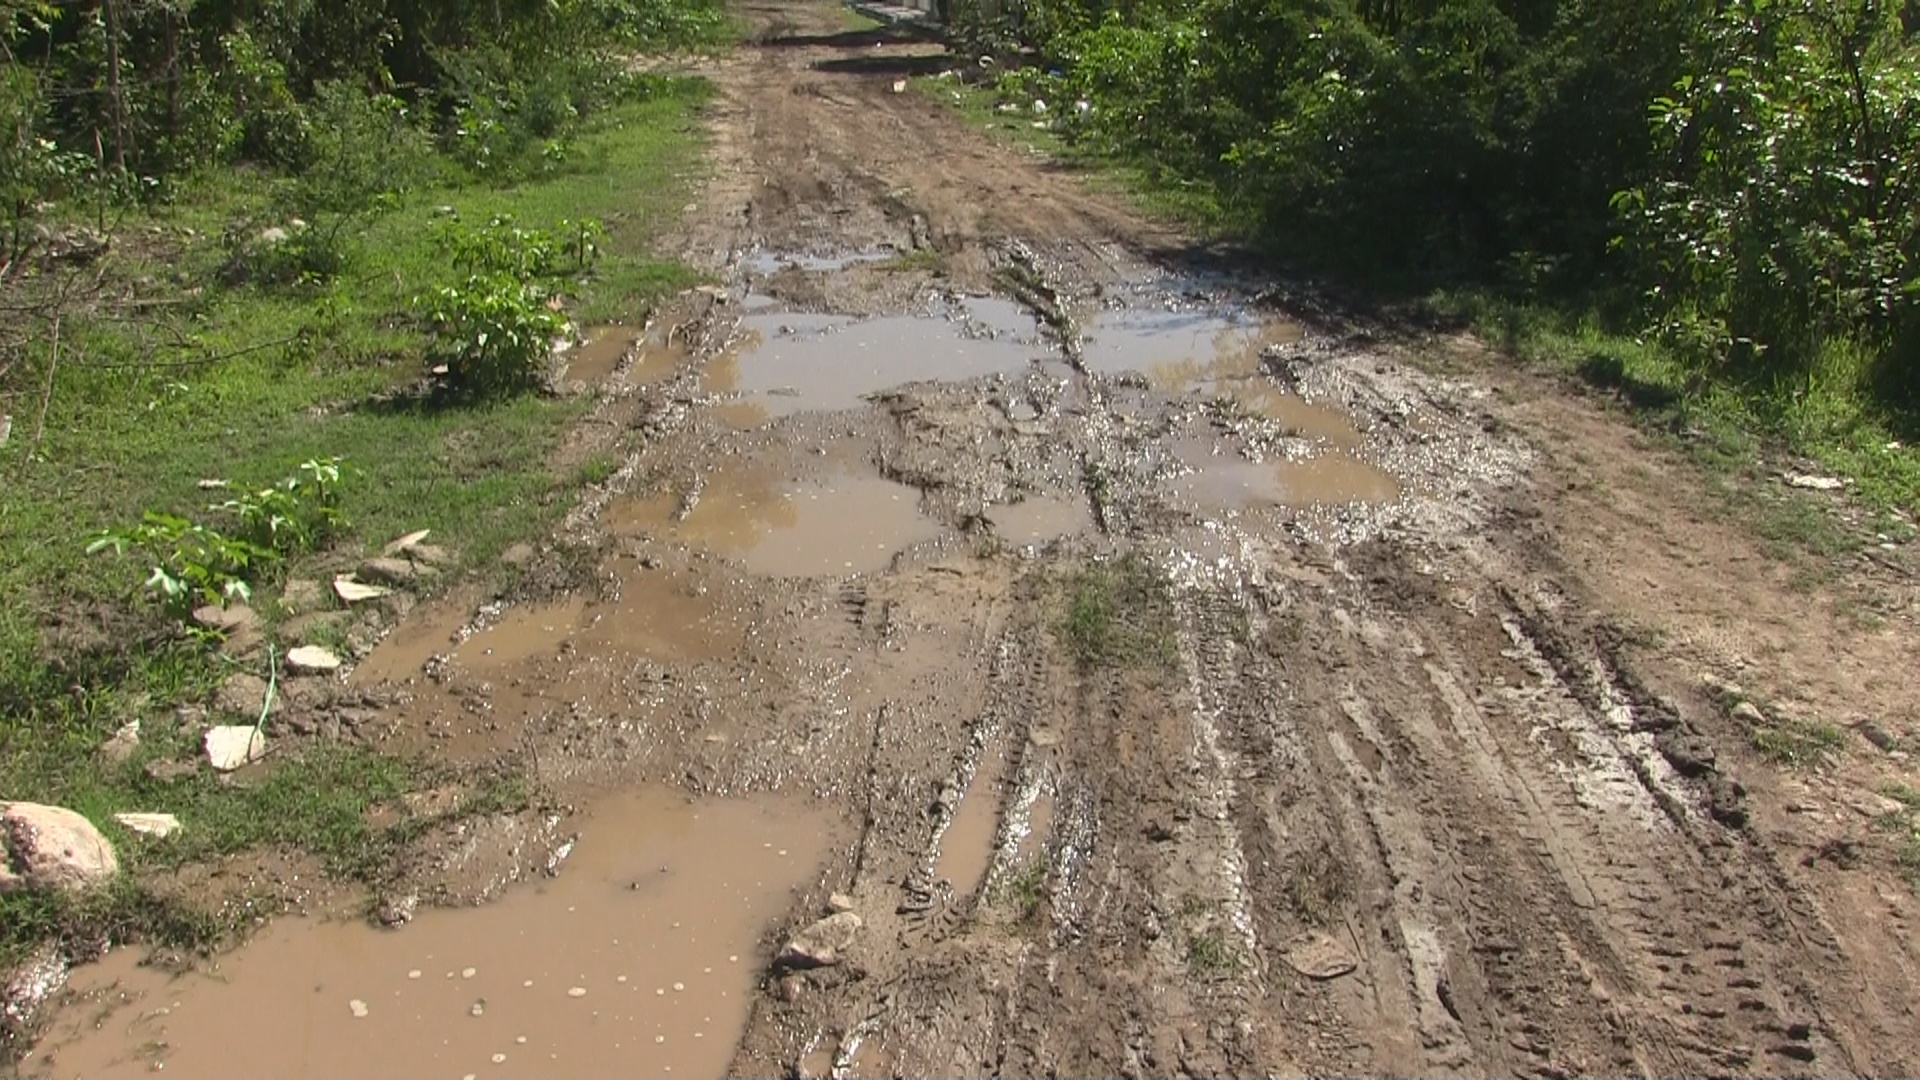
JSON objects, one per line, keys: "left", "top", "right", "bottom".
{"left": 1185, "top": 927, "right": 1242, "bottom": 976}
{"left": 0, "top": 77, "right": 710, "bottom": 944}
{"left": 994, "top": 856, "right": 1049, "bottom": 923}
{"left": 1752, "top": 718, "right": 1848, "bottom": 769}
{"left": 1058, "top": 553, "right": 1175, "bottom": 670}
{"left": 1877, "top": 784, "right": 1920, "bottom": 883}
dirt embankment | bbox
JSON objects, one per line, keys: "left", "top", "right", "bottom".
{"left": 22, "top": 1, "right": 1920, "bottom": 1078}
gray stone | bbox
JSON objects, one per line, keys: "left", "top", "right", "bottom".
{"left": 1732, "top": 701, "right": 1767, "bottom": 725}
{"left": 775, "top": 911, "right": 863, "bottom": 969}
{"left": 827, "top": 891, "right": 857, "bottom": 915}
{"left": 0, "top": 803, "right": 119, "bottom": 893}
{"left": 333, "top": 575, "right": 392, "bottom": 604}
{"left": 358, "top": 557, "right": 421, "bottom": 586}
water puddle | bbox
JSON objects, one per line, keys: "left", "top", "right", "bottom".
{"left": 568, "top": 326, "right": 642, "bottom": 384}
{"left": 986, "top": 496, "right": 1093, "bottom": 547}
{"left": 576, "top": 567, "right": 744, "bottom": 663}
{"left": 1208, "top": 380, "right": 1363, "bottom": 446}
{"left": 936, "top": 745, "right": 1008, "bottom": 898}
{"left": 1015, "top": 790, "right": 1054, "bottom": 863}
{"left": 1083, "top": 307, "right": 1300, "bottom": 381}
{"left": 457, "top": 596, "right": 587, "bottom": 672}
{"left": 354, "top": 598, "right": 476, "bottom": 684}
{"left": 704, "top": 306, "right": 1037, "bottom": 418}
{"left": 31, "top": 788, "right": 838, "bottom": 1080}
{"left": 612, "top": 464, "right": 940, "bottom": 576}
{"left": 1176, "top": 443, "right": 1401, "bottom": 509}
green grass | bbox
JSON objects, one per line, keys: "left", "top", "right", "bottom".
{"left": 1058, "top": 553, "right": 1176, "bottom": 670}
{"left": 1751, "top": 718, "right": 1848, "bottom": 769}
{"left": 0, "top": 76, "right": 711, "bottom": 946}
{"left": 993, "top": 856, "right": 1049, "bottom": 923}
{"left": 1184, "top": 927, "right": 1242, "bottom": 976}
{"left": 1877, "top": 784, "right": 1920, "bottom": 884}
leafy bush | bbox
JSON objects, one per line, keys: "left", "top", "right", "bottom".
{"left": 87, "top": 458, "right": 351, "bottom": 617}
{"left": 419, "top": 274, "right": 569, "bottom": 394}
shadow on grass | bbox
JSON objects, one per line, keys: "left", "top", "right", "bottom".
{"left": 1576, "top": 349, "right": 1682, "bottom": 411}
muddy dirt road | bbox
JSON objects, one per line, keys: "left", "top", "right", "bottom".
{"left": 26, "top": 1, "right": 1920, "bottom": 1077}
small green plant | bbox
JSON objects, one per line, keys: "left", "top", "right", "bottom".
{"left": 1059, "top": 553, "right": 1175, "bottom": 669}
{"left": 575, "top": 454, "right": 617, "bottom": 486}
{"left": 1752, "top": 719, "right": 1848, "bottom": 768}
{"left": 88, "top": 459, "right": 351, "bottom": 617}
{"left": 87, "top": 512, "right": 273, "bottom": 615}
{"left": 996, "top": 857, "right": 1049, "bottom": 922}
{"left": 1185, "top": 928, "right": 1241, "bottom": 975}
{"left": 437, "top": 212, "right": 604, "bottom": 279}
{"left": 420, "top": 274, "right": 569, "bottom": 394}
{"left": 215, "top": 457, "right": 348, "bottom": 554}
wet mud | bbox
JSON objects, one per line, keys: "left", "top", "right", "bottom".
{"left": 23, "top": 0, "right": 1920, "bottom": 1077}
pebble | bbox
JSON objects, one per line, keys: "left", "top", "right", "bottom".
{"left": 348, "top": 999, "right": 369, "bottom": 1018}
{"left": 617, "top": 975, "right": 629, "bottom": 983}
{"left": 655, "top": 1035, "right": 666, "bottom": 1044}
{"left": 462, "top": 967, "right": 477, "bottom": 978}
{"left": 492, "top": 1053, "right": 507, "bottom": 1063}
{"left": 516, "top": 1036, "right": 528, "bottom": 1045}
{"left": 470, "top": 1003, "right": 485, "bottom": 1017}
{"left": 523, "top": 980, "right": 534, "bottom": 987}
{"left": 673, "top": 982, "right": 685, "bottom": 992}
{"left": 568, "top": 986, "right": 587, "bottom": 998}
{"left": 407, "top": 970, "right": 422, "bottom": 980}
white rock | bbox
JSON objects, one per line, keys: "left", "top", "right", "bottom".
{"left": 383, "top": 529, "right": 433, "bottom": 557}
{"left": 333, "top": 575, "right": 392, "bottom": 603}
{"left": 284, "top": 645, "right": 342, "bottom": 674}
{"left": 775, "top": 911, "right": 863, "bottom": 969}
{"left": 349, "top": 998, "right": 369, "bottom": 1018}
{"left": 1783, "top": 472, "right": 1846, "bottom": 491}
{"left": 0, "top": 803, "right": 119, "bottom": 893}
{"left": 204, "top": 726, "right": 266, "bottom": 772}
{"left": 113, "top": 813, "right": 181, "bottom": 838}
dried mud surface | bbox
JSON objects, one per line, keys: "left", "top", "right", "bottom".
{"left": 24, "top": 2, "right": 1920, "bottom": 1078}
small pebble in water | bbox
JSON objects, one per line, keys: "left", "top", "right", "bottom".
{"left": 516, "top": 1036, "right": 528, "bottom": 1045}
{"left": 616, "top": 975, "right": 629, "bottom": 983}
{"left": 655, "top": 1035, "right": 666, "bottom": 1044}
{"left": 655, "top": 988, "right": 665, "bottom": 996}
{"left": 672, "top": 982, "right": 685, "bottom": 992}
{"left": 462, "top": 968, "right": 477, "bottom": 979}
{"left": 348, "top": 999, "right": 369, "bottom": 1019}
{"left": 492, "top": 1053, "right": 507, "bottom": 1064}
{"left": 523, "top": 980, "right": 534, "bottom": 988}
{"left": 407, "top": 970, "right": 422, "bottom": 980}
{"left": 567, "top": 986, "right": 587, "bottom": 998}
{"left": 470, "top": 1002, "right": 485, "bottom": 1017}
{"left": 728, "top": 955, "right": 738, "bottom": 963}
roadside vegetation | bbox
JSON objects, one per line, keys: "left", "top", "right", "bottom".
{"left": 938, "top": 0, "right": 1920, "bottom": 525}
{"left": 0, "top": 0, "right": 723, "bottom": 961}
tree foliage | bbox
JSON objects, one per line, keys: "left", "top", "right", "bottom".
{"left": 974, "top": 0, "right": 1919, "bottom": 407}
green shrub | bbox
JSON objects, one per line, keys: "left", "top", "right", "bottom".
{"left": 419, "top": 274, "right": 569, "bottom": 394}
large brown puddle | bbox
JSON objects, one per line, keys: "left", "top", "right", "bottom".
{"left": 31, "top": 789, "right": 838, "bottom": 1080}
{"left": 705, "top": 300, "right": 1039, "bottom": 419}
{"left": 611, "top": 465, "right": 941, "bottom": 576}
{"left": 1175, "top": 440, "right": 1401, "bottom": 509}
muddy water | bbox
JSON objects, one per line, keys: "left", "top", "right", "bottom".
{"left": 577, "top": 566, "right": 745, "bottom": 662}
{"left": 569, "top": 326, "right": 643, "bottom": 384}
{"left": 935, "top": 746, "right": 1009, "bottom": 898}
{"left": 1083, "top": 307, "right": 1299, "bottom": 380}
{"left": 986, "top": 496, "right": 1094, "bottom": 547}
{"left": 613, "top": 464, "right": 940, "bottom": 576}
{"left": 705, "top": 307, "right": 1038, "bottom": 417}
{"left": 1176, "top": 441, "right": 1402, "bottom": 509}
{"left": 33, "top": 790, "right": 837, "bottom": 1080}
{"left": 459, "top": 596, "right": 588, "bottom": 672}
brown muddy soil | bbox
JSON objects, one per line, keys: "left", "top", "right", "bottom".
{"left": 23, "top": 1, "right": 1920, "bottom": 1077}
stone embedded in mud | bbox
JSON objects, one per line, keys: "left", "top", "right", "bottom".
{"left": 827, "top": 891, "right": 857, "bottom": 914}
{"left": 0, "top": 803, "right": 119, "bottom": 894}
{"left": 358, "top": 557, "right": 426, "bottom": 586}
{"left": 204, "top": 726, "right": 266, "bottom": 772}
{"left": 1283, "top": 931, "right": 1358, "bottom": 980}
{"left": 775, "top": 911, "right": 863, "bottom": 970}
{"left": 284, "top": 645, "right": 343, "bottom": 675}
{"left": 98, "top": 719, "right": 140, "bottom": 764}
